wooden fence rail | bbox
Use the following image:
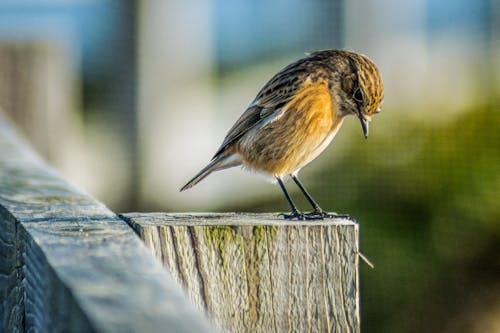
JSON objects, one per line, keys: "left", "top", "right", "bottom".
{"left": 0, "top": 114, "right": 213, "bottom": 333}
{"left": 0, "top": 112, "right": 360, "bottom": 332}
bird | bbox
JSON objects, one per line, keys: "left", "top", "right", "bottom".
{"left": 180, "top": 49, "right": 384, "bottom": 220}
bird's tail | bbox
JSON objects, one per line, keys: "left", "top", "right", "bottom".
{"left": 180, "top": 153, "right": 241, "bottom": 191}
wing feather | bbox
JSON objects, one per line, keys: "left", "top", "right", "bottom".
{"left": 213, "top": 58, "right": 312, "bottom": 158}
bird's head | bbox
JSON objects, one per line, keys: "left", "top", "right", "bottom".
{"left": 324, "top": 50, "right": 384, "bottom": 139}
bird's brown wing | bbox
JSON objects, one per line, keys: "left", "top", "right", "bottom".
{"left": 212, "top": 58, "right": 312, "bottom": 158}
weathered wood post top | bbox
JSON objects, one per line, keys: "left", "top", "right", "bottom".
{"left": 123, "top": 212, "right": 361, "bottom": 333}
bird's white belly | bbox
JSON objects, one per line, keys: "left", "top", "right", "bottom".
{"left": 291, "top": 124, "right": 341, "bottom": 174}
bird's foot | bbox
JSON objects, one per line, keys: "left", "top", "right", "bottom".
{"left": 280, "top": 209, "right": 357, "bottom": 222}
{"left": 304, "top": 209, "right": 356, "bottom": 221}
{"left": 279, "top": 210, "right": 306, "bottom": 220}
{"left": 302, "top": 210, "right": 326, "bottom": 220}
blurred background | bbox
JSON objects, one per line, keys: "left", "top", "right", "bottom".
{"left": 0, "top": 0, "right": 498, "bottom": 332}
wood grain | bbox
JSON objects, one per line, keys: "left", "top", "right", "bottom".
{"left": 124, "top": 212, "right": 360, "bottom": 333}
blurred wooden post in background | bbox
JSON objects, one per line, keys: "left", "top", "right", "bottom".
{"left": 0, "top": 42, "right": 80, "bottom": 163}
{"left": 124, "top": 213, "right": 360, "bottom": 333}
{"left": 0, "top": 39, "right": 138, "bottom": 210}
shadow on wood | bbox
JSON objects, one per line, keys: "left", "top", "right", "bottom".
{"left": 123, "top": 212, "right": 360, "bottom": 333}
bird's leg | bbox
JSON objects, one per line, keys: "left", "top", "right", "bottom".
{"left": 277, "top": 177, "right": 304, "bottom": 220}
{"left": 291, "top": 175, "right": 323, "bottom": 214}
{"left": 291, "top": 175, "right": 350, "bottom": 220}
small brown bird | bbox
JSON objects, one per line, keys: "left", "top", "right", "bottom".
{"left": 181, "top": 50, "right": 384, "bottom": 220}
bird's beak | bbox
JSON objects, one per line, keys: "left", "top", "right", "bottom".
{"left": 358, "top": 114, "right": 369, "bottom": 139}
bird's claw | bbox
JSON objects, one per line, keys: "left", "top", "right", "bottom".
{"left": 280, "top": 209, "right": 356, "bottom": 222}
{"left": 307, "top": 210, "right": 351, "bottom": 219}
{"left": 279, "top": 210, "right": 305, "bottom": 220}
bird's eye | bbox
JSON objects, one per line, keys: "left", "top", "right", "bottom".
{"left": 353, "top": 88, "right": 364, "bottom": 102}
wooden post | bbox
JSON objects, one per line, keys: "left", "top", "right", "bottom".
{"left": 123, "top": 212, "right": 360, "bottom": 333}
{"left": 0, "top": 42, "right": 80, "bottom": 162}
{"left": 0, "top": 115, "right": 214, "bottom": 332}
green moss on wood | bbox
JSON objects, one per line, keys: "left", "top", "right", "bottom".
{"left": 202, "top": 225, "right": 280, "bottom": 324}
{"left": 203, "top": 226, "right": 240, "bottom": 271}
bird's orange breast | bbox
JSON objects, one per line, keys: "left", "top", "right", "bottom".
{"left": 237, "top": 79, "right": 344, "bottom": 176}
